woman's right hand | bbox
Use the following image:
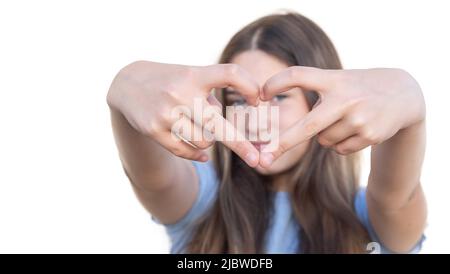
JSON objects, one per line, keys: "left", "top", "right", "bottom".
{"left": 107, "top": 61, "right": 261, "bottom": 167}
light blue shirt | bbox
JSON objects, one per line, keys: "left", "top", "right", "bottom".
{"left": 153, "top": 161, "right": 424, "bottom": 253}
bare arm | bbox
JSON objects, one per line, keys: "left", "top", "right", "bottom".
{"left": 261, "top": 67, "right": 427, "bottom": 253}
{"left": 107, "top": 61, "right": 260, "bottom": 224}
{"left": 368, "top": 119, "right": 427, "bottom": 252}
{"left": 109, "top": 105, "right": 197, "bottom": 224}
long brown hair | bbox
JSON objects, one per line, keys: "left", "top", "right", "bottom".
{"left": 187, "top": 12, "right": 370, "bottom": 253}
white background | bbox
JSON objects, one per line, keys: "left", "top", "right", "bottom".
{"left": 0, "top": 0, "right": 449, "bottom": 253}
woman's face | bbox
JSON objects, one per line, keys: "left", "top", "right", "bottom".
{"left": 226, "top": 50, "right": 311, "bottom": 175}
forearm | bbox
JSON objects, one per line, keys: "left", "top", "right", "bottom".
{"left": 109, "top": 105, "right": 181, "bottom": 191}
{"left": 368, "top": 120, "right": 426, "bottom": 210}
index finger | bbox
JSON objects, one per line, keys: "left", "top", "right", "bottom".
{"left": 198, "top": 64, "right": 260, "bottom": 106}
{"left": 262, "top": 66, "right": 335, "bottom": 101}
{"left": 208, "top": 112, "right": 260, "bottom": 167}
{"left": 259, "top": 100, "right": 344, "bottom": 168}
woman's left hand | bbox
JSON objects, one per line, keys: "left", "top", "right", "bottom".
{"left": 259, "top": 67, "right": 426, "bottom": 168}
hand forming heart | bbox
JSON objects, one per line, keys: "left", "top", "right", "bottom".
{"left": 107, "top": 61, "right": 425, "bottom": 169}
{"left": 258, "top": 66, "right": 425, "bottom": 168}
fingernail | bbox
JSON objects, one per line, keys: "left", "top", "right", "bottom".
{"left": 199, "top": 154, "right": 208, "bottom": 162}
{"left": 245, "top": 152, "right": 257, "bottom": 165}
{"left": 261, "top": 153, "right": 273, "bottom": 167}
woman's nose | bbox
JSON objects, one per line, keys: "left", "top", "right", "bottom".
{"left": 246, "top": 102, "right": 275, "bottom": 141}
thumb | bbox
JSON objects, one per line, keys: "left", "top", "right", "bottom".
{"left": 197, "top": 64, "right": 260, "bottom": 106}
{"left": 262, "top": 66, "right": 336, "bottom": 101}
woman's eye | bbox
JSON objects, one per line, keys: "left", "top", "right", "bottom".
{"left": 272, "top": 94, "right": 288, "bottom": 103}
{"left": 231, "top": 98, "right": 247, "bottom": 106}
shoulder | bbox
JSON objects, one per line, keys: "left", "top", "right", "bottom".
{"left": 153, "top": 160, "right": 219, "bottom": 253}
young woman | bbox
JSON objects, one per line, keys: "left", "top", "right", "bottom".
{"left": 107, "top": 12, "right": 426, "bottom": 253}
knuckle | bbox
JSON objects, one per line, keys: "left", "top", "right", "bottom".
{"left": 179, "top": 66, "right": 196, "bottom": 79}
{"left": 223, "top": 64, "right": 241, "bottom": 79}
{"left": 347, "top": 115, "right": 366, "bottom": 129}
{"left": 317, "top": 135, "right": 332, "bottom": 147}
{"left": 162, "top": 83, "right": 181, "bottom": 102}
{"left": 287, "top": 66, "right": 300, "bottom": 81}
{"left": 360, "top": 126, "right": 380, "bottom": 144}
{"left": 342, "top": 96, "right": 363, "bottom": 111}
{"left": 332, "top": 70, "right": 351, "bottom": 86}
{"left": 335, "top": 145, "right": 350, "bottom": 155}
{"left": 161, "top": 109, "right": 175, "bottom": 125}
{"left": 142, "top": 121, "right": 160, "bottom": 137}
{"left": 304, "top": 121, "right": 318, "bottom": 137}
